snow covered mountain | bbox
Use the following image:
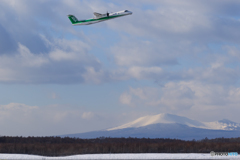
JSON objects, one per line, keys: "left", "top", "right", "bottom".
{"left": 107, "top": 113, "right": 204, "bottom": 131}
{"left": 62, "top": 113, "right": 240, "bottom": 140}
{"left": 107, "top": 113, "right": 240, "bottom": 131}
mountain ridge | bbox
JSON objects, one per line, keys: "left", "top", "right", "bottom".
{"left": 61, "top": 113, "right": 240, "bottom": 140}
{"left": 107, "top": 113, "right": 240, "bottom": 131}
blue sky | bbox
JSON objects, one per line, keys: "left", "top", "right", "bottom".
{"left": 1, "top": 0, "right": 240, "bottom": 136}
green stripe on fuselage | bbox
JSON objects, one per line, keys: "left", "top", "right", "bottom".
{"left": 76, "top": 14, "right": 124, "bottom": 24}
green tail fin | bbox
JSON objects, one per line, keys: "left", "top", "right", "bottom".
{"left": 68, "top": 15, "right": 79, "bottom": 24}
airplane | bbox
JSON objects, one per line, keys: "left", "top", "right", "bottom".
{"left": 68, "top": 10, "right": 132, "bottom": 25}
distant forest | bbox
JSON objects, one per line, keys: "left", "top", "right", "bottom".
{"left": 0, "top": 136, "right": 239, "bottom": 157}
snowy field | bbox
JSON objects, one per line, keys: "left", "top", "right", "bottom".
{"left": 0, "top": 153, "right": 239, "bottom": 159}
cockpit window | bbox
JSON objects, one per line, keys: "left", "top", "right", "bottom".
{"left": 125, "top": 10, "right": 129, "bottom": 12}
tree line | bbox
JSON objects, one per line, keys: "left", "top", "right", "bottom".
{"left": 0, "top": 136, "right": 239, "bottom": 157}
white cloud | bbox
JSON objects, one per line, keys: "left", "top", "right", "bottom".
{"left": 129, "top": 87, "right": 147, "bottom": 100}
{"left": 0, "top": 39, "right": 105, "bottom": 84}
{"left": 82, "top": 67, "right": 107, "bottom": 84}
{"left": 155, "top": 82, "right": 195, "bottom": 110}
{"left": 49, "top": 49, "right": 79, "bottom": 62}
{"left": 111, "top": 39, "right": 178, "bottom": 67}
{"left": 82, "top": 112, "right": 94, "bottom": 120}
{"left": 224, "top": 45, "right": 240, "bottom": 62}
{"left": 0, "top": 0, "right": 110, "bottom": 84}
{"left": 120, "top": 87, "right": 160, "bottom": 107}
{"left": 107, "top": 1, "right": 211, "bottom": 38}
{"left": 119, "top": 93, "right": 132, "bottom": 106}
{"left": 49, "top": 92, "right": 59, "bottom": 99}
{"left": 0, "top": 103, "right": 38, "bottom": 123}
{"left": 0, "top": 103, "right": 111, "bottom": 136}
{"left": 127, "top": 66, "right": 163, "bottom": 80}
{"left": 120, "top": 81, "right": 240, "bottom": 116}
{"left": 17, "top": 43, "right": 49, "bottom": 67}
{"left": 0, "top": 103, "right": 38, "bottom": 110}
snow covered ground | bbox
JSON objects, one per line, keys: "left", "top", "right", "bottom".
{"left": 0, "top": 153, "right": 239, "bottom": 159}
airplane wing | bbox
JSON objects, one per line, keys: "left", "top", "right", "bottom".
{"left": 94, "top": 12, "right": 103, "bottom": 18}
